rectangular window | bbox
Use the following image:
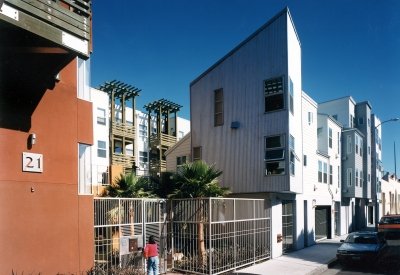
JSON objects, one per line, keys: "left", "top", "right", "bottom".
{"left": 350, "top": 115, "right": 354, "bottom": 128}
{"left": 329, "top": 128, "right": 332, "bottom": 148}
{"left": 360, "top": 170, "right": 363, "bottom": 187}
{"left": 303, "top": 155, "right": 307, "bottom": 166}
{"left": 376, "top": 128, "right": 379, "bottom": 144}
{"left": 347, "top": 168, "right": 352, "bottom": 187}
{"left": 330, "top": 165, "right": 333, "bottom": 185}
{"left": 323, "top": 163, "right": 328, "bottom": 183}
{"left": 139, "top": 151, "right": 148, "bottom": 168}
{"left": 139, "top": 124, "right": 147, "bottom": 137}
{"left": 97, "top": 140, "right": 106, "bottom": 158}
{"left": 368, "top": 146, "right": 371, "bottom": 155}
{"left": 368, "top": 174, "right": 371, "bottom": 182}
{"left": 317, "top": 127, "right": 323, "bottom": 138}
{"left": 359, "top": 138, "right": 363, "bottom": 156}
{"left": 290, "top": 135, "right": 295, "bottom": 176}
{"left": 215, "top": 89, "right": 223, "bottom": 126}
{"left": 264, "top": 76, "right": 284, "bottom": 112}
{"left": 308, "top": 112, "right": 313, "bottom": 124}
{"left": 355, "top": 168, "right": 359, "bottom": 187}
{"left": 359, "top": 117, "right": 364, "bottom": 125}
{"left": 97, "top": 108, "right": 106, "bottom": 125}
{"left": 177, "top": 156, "right": 187, "bottom": 169}
{"left": 368, "top": 118, "right": 371, "bottom": 127}
{"left": 347, "top": 135, "right": 352, "bottom": 154}
{"left": 265, "top": 135, "right": 285, "bottom": 175}
{"left": 355, "top": 135, "right": 359, "bottom": 154}
{"left": 338, "top": 165, "right": 340, "bottom": 188}
{"left": 78, "top": 143, "right": 92, "bottom": 195}
{"left": 289, "top": 78, "right": 294, "bottom": 114}
{"left": 77, "top": 58, "right": 90, "bottom": 101}
{"left": 318, "top": 161, "right": 322, "bottom": 183}
{"left": 193, "top": 147, "right": 202, "bottom": 162}
{"left": 337, "top": 132, "right": 340, "bottom": 154}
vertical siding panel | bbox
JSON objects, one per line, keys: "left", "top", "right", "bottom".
{"left": 191, "top": 11, "right": 298, "bottom": 194}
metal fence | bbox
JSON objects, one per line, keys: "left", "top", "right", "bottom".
{"left": 94, "top": 198, "right": 169, "bottom": 272}
{"left": 171, "top": 198, "right": 271, "bottom": 275}
{"left": 94, "top": 197, "right": 271, "bottom": 275}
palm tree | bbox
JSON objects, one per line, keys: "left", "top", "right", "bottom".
{"left": 101, "top": 172, "right": 156, "bottom": 255}
{"left": 168, "top": 161, "right": 230, "bottom": 265}
{"left": 104, "top": 172, "right": 155, "bottom": 198}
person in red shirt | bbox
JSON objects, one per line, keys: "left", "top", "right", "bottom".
{"left": 144, "top": 235, "right": 158, "bottom": 275}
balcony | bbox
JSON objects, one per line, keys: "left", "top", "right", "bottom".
{"left": 111, "top": 153, "right": 135, "bottom": 169}
{"left": 149, "top": 133, "right": 177, "bottom": 148}
{"left": 149, "top": 159, "right": 166, "bottom": 173}
{"left": 112, "top": 121, "right": 135, "bottom": 139}
{"left": 1, "top": 0, "right": 91, "bottom": 59}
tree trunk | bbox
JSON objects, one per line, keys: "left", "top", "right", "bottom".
{"left": 129, "top": 200, "right": 135, "bottom": 235}
{"left": 197, "top": 202, "right": 206, "bottom": 266}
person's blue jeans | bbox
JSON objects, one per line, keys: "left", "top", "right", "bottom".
{"left": 147, "top": 256, "right": 158, "bottom": 275}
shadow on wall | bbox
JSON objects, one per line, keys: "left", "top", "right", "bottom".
{"left": 0, "top": 24, "right": 73, "bottom": 132}
{"left": 293, "top": 228, "right": 316, "bottom": 250}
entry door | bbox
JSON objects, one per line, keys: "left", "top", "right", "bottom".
{"left": 315, "top": 206, "right": 329, "bottom": 240}
{"left": 282, "top": 200, "right": 293, "bottom": 253}
{"left": 334, "top": 202, "right": 340, "bottom": 236}
{"left": 368, "top": 206, "right": 373, "bottom": 224}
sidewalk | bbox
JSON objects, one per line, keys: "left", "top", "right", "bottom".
{"left": 230, "top": 225, "right": 375, "bottom": 275}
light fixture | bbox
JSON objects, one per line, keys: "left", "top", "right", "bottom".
{"left": 231, "top": 121, "right": 239, "bottom": 129}
{"left": 29, "top": 133, "right": 36, "bottom": 145}
{"left": 312, "top": 199, "right": 316, "bottom": 209}
{"left": 314, "top": 184, "right": 318, "bottom": 191}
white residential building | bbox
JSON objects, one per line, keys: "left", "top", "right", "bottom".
{"left": 183, "top": 7, "right": 387, "bottom": 258}
{"left": 91, "top": 87, "right": 190, "bottom": 187}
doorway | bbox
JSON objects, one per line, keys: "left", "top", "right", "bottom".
{"left": 282, "top": 200, "right": 294, "bottom": 253}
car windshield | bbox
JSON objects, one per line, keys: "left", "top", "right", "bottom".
{"left": 345, "top": 234, "right": 378, "bottom": 244}
{"left": 379, "top": 217, "right": 400, "bottom": 224}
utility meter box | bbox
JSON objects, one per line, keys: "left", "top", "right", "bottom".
{"left": 120, "top": 235, "right": 143, "bottom": 255}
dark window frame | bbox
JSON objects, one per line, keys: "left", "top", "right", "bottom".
{"left": 214, "top": 88, "right": 223, "bottom": 126}
{"left": 264, "top": 76, "right": 284, "bottom": 113}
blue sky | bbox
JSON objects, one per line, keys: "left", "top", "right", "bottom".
{"left": 91, "top": 0, "right": 400, "bottom": 174}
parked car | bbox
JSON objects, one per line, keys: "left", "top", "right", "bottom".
{"left": 378, "top": 214, "right": 400, "bottom": 239}
{"left": 336, "top": 231, "right": 388, "bottom": 265}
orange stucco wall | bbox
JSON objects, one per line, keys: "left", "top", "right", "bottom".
{"left": 0, "top": 58, "right": 94, "bottom": 274}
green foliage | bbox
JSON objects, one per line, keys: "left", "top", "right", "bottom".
{"left": 168, "top": 161, "right": 231, "bottom": 199}
{"left": 102, "top": 172, "right": 156, "bottom": 198}
{"left": 150, "top": 171, "right": 176, "bottom": 198}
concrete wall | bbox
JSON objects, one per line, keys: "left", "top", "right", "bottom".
{"left": 0, "top": 59, "right": 94, "bottom": 274}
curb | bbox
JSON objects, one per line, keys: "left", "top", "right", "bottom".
{"left": 305, "top": 257, "right": 340, "bottom": 275}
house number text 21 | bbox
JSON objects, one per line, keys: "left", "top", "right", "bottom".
{"left": 22, "top": 152, "right": 43, "bottom": 173}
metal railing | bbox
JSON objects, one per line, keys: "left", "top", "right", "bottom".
{"left": 171, "top": 198, "right": 271, "bottom": 275}
{"left": 94, "top": 198, "right": 169, "bottom": 272}
{"left": 94, "top": 198, "right": 271, "bottom": 275}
